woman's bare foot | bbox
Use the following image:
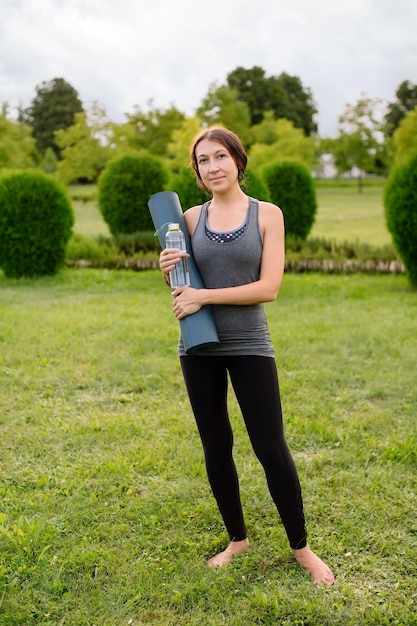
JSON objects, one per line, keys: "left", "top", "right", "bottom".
{"left": 207, "top": 538, "right": 250, "bottom": 567}
{"left": 292, "top": 545, "right": 335, "bottom": 585}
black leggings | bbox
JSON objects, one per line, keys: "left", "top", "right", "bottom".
{"left": 180, "top": 355, "right": 307, "bottom": 550}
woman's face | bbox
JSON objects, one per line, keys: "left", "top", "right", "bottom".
{"left": 195, "top": 139, "right": 239, "bottom": 192}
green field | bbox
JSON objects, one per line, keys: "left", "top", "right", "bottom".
{"left": 312, "top": 183, "right": 390, "bottom": 246}
{"left": 1, "top": 269, "right": 416, "bottom": 624}
{"left": 70, "top": 181, "right": 391, "bottom": 246}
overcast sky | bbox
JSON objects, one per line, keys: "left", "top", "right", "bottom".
{"left": 1, "top": 0, "right": 416, "bottom": 137}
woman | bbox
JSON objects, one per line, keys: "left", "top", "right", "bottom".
{"left": 159, "top": 127, "right": 334, "bottom": 585}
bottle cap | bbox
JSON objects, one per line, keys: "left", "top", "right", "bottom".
{"left": 168, "top": 223, "right": 180, "bottom": 230}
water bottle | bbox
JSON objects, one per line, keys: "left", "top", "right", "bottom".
{"left": 165, "top": 223, "right": 190, "bottom": 288}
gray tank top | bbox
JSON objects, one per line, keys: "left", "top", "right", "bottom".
{"left": 178, "top": 197, "right": 274, "bottom": 357}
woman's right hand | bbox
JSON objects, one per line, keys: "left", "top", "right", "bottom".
{"left": 159, "top": 247, "right": 189, "bottom": 281}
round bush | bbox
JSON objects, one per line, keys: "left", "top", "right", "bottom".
{"left": 242, "top": 168, "right": 270, "bottom": 201}
{"left": 384, "top": 151, "right": 417, "bottom": 286}
{"left": 98, "top": 153, "right": 169, "bottom": 236}
{"left": 170, "top": 166, "right": 210, "bottom": 209}
{"left": 262, "top": 160, "right": 317, "bottom": 240}
{"left": 0, "top": 171, "right": 74, "bottom": 278}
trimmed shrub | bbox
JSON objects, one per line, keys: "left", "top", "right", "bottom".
{"left": 113, "top": 231, "right": 160, "bottom": 254}
{"left": 0, "top": 170, "right": 73, "bottom": 278}
{"left": 262, "top": 160, "right": 317, "bottom": 240}
{"left": 384, "top": 151, "right": 417, "bottom": 286}
{"left": 66, "top": 232, "right": 116, "bottom": 262}
{"left": 98, "top": 153, "right": 169, "bottom": 236}
{"left": 242, "top": 168, "right": 270, "bottom": 201}
{"left": 170, "top": 166, "right": 209, "bottom": 210}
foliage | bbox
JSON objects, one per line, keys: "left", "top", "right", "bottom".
{"left": 39, "top": 147, "right": 58, "bottom": 173}
{"left": 248, "top": 115, "right": 316, "bottom": 171}
{"left": 0, "top": 105, "right": 39, "bottom": 169}
{"left": 166, "top": 117, "right": 203, "bottom": 173}
{"left": 23, "top": 77, "right": 84, "bottom": 158}
{"left": 54, "top": 111, "right": 110, "bottom": 184}
{"left": 262, "top": 160, "right": 317, "bottom": 240}
{"left": 113, "top": 230, "right": 161, "bottom": 254}
{"left": 333, "top": 95, "right": 388, "bottom": 186}
{"left": 384, "top": 79, "right": 417, "bottom": 136}
{"left": 170, "top": 166, "right": 210, "bottom": 209}
{"left": 384, "top": 151, "right": 417, "bottom": 286}
{"left": 65, "top": 232, "right": 116, "bottom": 262}
{"left": 242, "top": 167, "right": 270, "bottom": 201}
{"left": 197, "top": 84, "right": 252, "bottom": 146}
{"left": 226, "top": 66, "right": 317, "bottom": 135}
{"left": 98, "top": 153, "right": 169, "bottom": 235}
{"left": 0, "top": 270, "right": 416, "bottom": 624}
{"left": 123, "top": 100, "right": 185, "bottom": 156}
{"left": 391, "top": 105, "right": 417, "bottom": 165}
{"left": 0, "top": 171, "right": 73, "bottom": 277}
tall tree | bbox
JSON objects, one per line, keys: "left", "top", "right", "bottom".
{"left": 197, "top": 83, "right": 252, "bottom": 146}
{"left": 124, "top": 101, "right": 185, "bottom": 156}
{"left": 248, "top": 113, "right": 316, "bottom": 172}
{"left": 385, "top": 80, "right": 417, "bottom": 137}
{"left": 54, "top": 110, "right": 110, "bottom": 184}
{"left": 24, "top": 77, "right": 83, "bottom": 158}
{"left": 226, "top": 66, "right": 317, "bottom": 135}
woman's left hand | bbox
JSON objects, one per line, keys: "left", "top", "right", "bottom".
{"left": 171, "top": 287, "right": 204, "bottom": 319}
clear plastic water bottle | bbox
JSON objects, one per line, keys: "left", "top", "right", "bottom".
{"left": 165, "top": 223, "right": 190, "bottom": 288}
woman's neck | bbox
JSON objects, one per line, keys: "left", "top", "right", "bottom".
{"left": 210, "top": 186, "right": 248, "bottom": 211}
{"left": 207, "top": 188, "right": 249, "bottom": 231}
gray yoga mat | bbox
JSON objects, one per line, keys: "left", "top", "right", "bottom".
{"left": 148, "top": 191, "right": 219, "bottom": 355}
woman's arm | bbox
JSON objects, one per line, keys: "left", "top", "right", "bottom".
{"left": 172, "top": 202, "right": 285, "bottom": 319}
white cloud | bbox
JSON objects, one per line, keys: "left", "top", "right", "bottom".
{"left": 1, "top": 0, "right": 417, "bottom": 136}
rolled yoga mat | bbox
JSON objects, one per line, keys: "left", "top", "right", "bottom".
{"left": 148, "top": 191, "right": 219, "bottom": 355}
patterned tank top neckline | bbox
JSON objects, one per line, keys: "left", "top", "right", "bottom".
{"left": 204, "top": 214, "right": 248, "bottom": 244}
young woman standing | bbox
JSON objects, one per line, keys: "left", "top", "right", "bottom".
{"left": 159, "top": 127, "right": 334, "bottom": 585}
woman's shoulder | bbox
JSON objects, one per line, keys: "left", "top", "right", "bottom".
{"left": 255, "top": 200, "right": 284, "bottom": 237}
{"left": 184, "top": 204, "right": 204, "bottom": 235}
{"left": 257, "top": 200, "right": 283, "bottom": 220}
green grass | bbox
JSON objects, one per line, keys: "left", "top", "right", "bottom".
{"left": 70, "top": 181, "right": 391, "bottom": 247}
{"left": 1, "top": 269, "right": 416, "bottom": 624}
{"left": 312, "top": 182, "right": 390, "bottom": 246}
{"left": 69, "top": 186, "right": 110, "bottom": 238}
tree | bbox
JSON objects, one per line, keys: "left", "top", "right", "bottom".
{"left": 24, "top": 77, "right": 84, "bottom": 158}
{"left": 197, "top": 84, "right": 252, "bottom": 146}
{"left": 166, "top": 117, "right": 203, "bottom": 173}
{"left": 274, "top": 72, "right": 318, "bottom": 136}
{"left": 248, "top": 114, "right": 316, "bottom": 172}
{"left": 0, "top": 103, "right": 39, "bottom": 169}
{"left": 123, "top": 101, "right": 185, "bottom": 156}
{"left": 392, "top": 106, "right": 417, "bottom": 165}
{"left": 54, "top": 108, "right": 110, "bottom": 184}
{"left": 385, "top": 80, "right": 417, "bottom": 137}
{"left": 226, "top": 66, "right": 317, "bottom": 135}
{"left": 333, "top": 95, "right": 387, "bottom": 190}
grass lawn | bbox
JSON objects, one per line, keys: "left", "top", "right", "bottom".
{"left": 312, "top": 183, "right": 390, "bottom": 246}
{"left": 0, "top": 269, "right": 416, "bottom": 625}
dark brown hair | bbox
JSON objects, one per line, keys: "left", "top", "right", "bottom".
{"left": 190, "top": 126, "right": 248, "bottom": 189}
